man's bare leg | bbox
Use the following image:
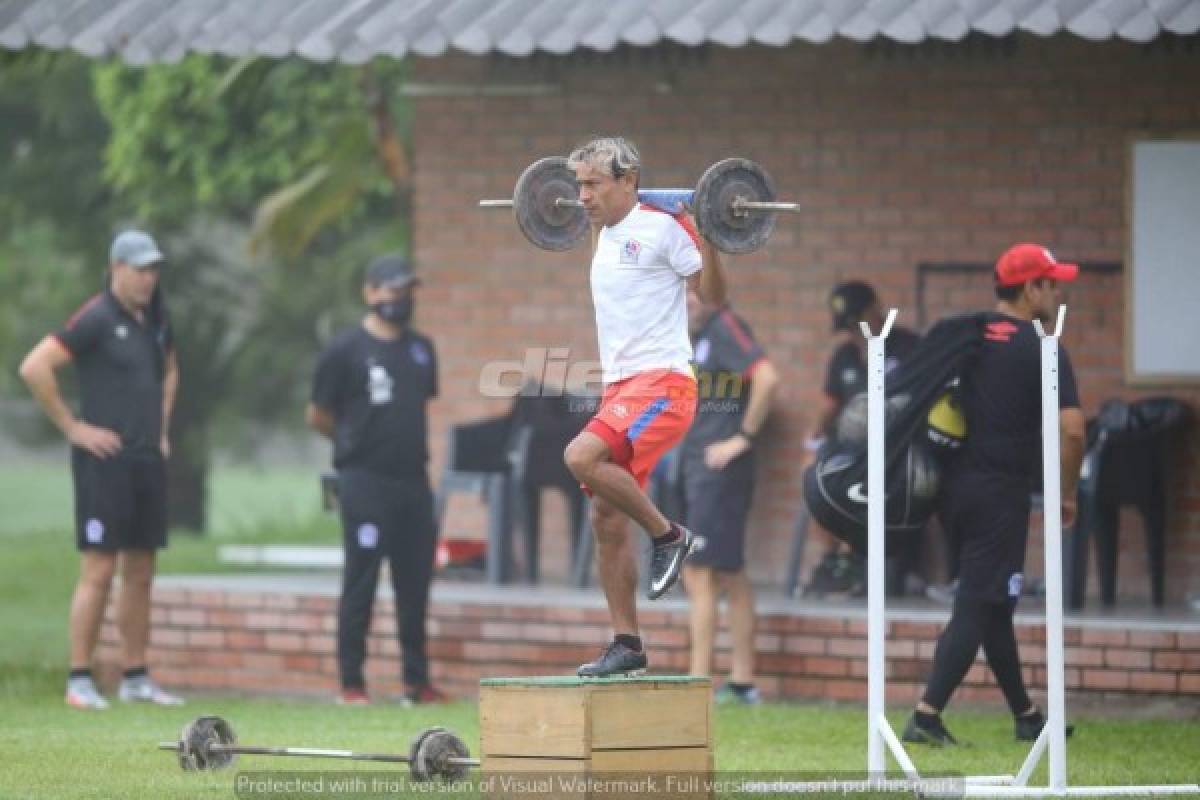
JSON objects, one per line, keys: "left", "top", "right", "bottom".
{"left": 723, "top": 570, "right": 756, "bottom": 685}
{"left": 683, "top": 564, "right": 717, "bottom": 676}
{"left": 70, "top": 551, "right": 117, "bottom": 669}
{"left": 591, "top": 497, "right": 638, "bottom": 635}
{"left": 117, "top": 550, "right": 155, "bottom": 669}
{"left": 565, "top": 432, "right": 669, "bottom": 538}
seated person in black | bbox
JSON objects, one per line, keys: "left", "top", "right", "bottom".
{"left": 802, "top": 280, "right": 919, "bottom": 595}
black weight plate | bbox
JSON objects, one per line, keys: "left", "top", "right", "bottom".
{"left": 414, "top": 728, "right": 471, "bottom": 783}
{"left": 693, "top": 158, "right": 778, "bottom": 254}
{"left": 179, "top": 715, "right": 237, "bottom": 771}
{"left": 513, "top": 157, "right": 588, "bottom": 251}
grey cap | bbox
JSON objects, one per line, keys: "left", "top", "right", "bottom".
{"left": 364, "top": 254, "right": 419, "bottom": 289}
{"left": 110, "top": 230, "right": 164, "bottom": 269}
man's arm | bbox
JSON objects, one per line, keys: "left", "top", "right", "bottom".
{"left": 160, "top": 349, "right": 178, "bottom": 458}
{"left": 704, "top": 359, "right": 780, "bottom": 470}
{"left": 1059, "top": 407, "right": 1085, "bottom": 526}
{"left": 305, "top": 403, "right": 336, "bottom": 439}
{"left": 18, "top": 336, "right": 122, "bottom": 458}
{"left": 687, "top": 238, "right": 727, "bottom": 308}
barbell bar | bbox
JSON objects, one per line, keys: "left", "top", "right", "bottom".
{"left": 158, "top": 716, "right": 478, "bottom": 782}
{"left": 479, "top": 156, "right": 800, "bottom": 254}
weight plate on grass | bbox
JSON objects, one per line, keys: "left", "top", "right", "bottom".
{"left": 179, "top": 715, "right": 237, "bottom": 771}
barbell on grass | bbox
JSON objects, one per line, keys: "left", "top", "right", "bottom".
{"left": 158, "top": 716, "right": 477, "bottom": 782}
{"left": 479, "top": 156, "right": 800, "bottom": 254}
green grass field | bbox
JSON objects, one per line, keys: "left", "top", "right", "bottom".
{"left": 1, "top": 462, "right": 1197, "bottom": 798}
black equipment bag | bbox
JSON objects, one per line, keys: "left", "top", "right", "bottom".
{"left": 803, "top": 313, "right": 987, "bottom": 555}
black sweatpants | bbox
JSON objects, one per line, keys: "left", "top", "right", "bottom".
{"left": 336, "top": 468, "right": 437, "bottom": 690}
{"left": 922, "top": 472, "right": 1034, "bottom": 715}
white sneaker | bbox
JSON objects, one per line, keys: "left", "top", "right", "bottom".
{"left": 118, "top": 676, "right": 185, "bottom": 706}
{"left": 66, "top": 677, "right": 110, "bottom": 710}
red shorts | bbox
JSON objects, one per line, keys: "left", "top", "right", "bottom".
{"left": 583, "top": 369, "right": 697, "bottom": 490}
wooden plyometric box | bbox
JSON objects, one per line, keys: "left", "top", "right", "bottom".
{"left": 479, "top": 676, "right": 713, "bottom": 800}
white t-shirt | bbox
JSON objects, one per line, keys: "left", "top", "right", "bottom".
{"left": 590, "top": 203, "right": 703, "bottom": 385}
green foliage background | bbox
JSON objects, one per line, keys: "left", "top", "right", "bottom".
{"left": 0, "top": 50, "right": 412, "bottom": 528}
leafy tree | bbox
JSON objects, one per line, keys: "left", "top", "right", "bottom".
{"left": 2, "top": 51, "right": 412, "bottom": 531}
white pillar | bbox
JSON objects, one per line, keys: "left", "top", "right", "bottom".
{"left": 862, "top": 309, "right": 896, "bottom": 776}
{"left": 1034, "top": 306, "right": 1068, "bottom": 792}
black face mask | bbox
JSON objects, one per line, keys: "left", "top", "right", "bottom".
{"left": 372, "top": 297, "right": 413, "bottom": 326}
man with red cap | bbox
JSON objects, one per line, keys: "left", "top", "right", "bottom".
{"left": 903, "top": 243, "right": 1086, "bottom": 746}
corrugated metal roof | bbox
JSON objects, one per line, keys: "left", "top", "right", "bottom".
{"left": 2, "top": 0, "right": 1198, "bottom": 64}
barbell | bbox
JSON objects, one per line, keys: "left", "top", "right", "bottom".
{"left": 158, "top": 715, "right": 478, "bottom": 782}
{"left": 480, "top": 156, "right": 800, "bottom": 254}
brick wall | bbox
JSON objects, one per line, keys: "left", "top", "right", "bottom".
{"left": 97, "top": 586, "right": 1200, "bottom": 702}
{"left": 408, "top": 35, "right": 1200, "bottom": 603}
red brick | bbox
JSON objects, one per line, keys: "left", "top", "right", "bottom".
{"left": 1127, "top": 631, "right": 1176, "bottom": 649}
{"left": 829, "top": 638, "right": 868, "bottom": 658}
{"left": 264, "top": 632, "right": 305, "bottom": 652}
{"left": 1129, "top": 672, "right": 1178, "bottom": 693}
{"left": 225, "top": 592, "right": 267, "bottom": 609}
{"left": 226, "top": 631, "right": 265, "bottom": 650}
{"left": 1181, "top": 673, "right": 1200, "bottom": 694}
{"left": 795, "top": 617, "right": 846, "bottom": 636}
{"left": 1104, "top": 649, "right": 1151, "bottom": 670}
{"left": 1081, "top": 669, "right": 1131, "bottom": 690}
{"left": 1178, "top": 632, "right": 1200, "bottom": 650}
{"left": 1080, "top": 629, "right": 1128, "bottom": 647}
{"left": 783, "top": 636, "right": 827, "bottom": 656}
{"left": 804, "top": 657, "right": 850, "bottom": 677}
{"left": 186, "top": 630, "right": 225, "bottom": 648}
{"left": 826, "top": 680, "right": 867, "bottom": 701}
{"left": 1065, "top": 646, "right": 1103, "bottom": 667}
{"left": 206, "top": 610, "right": 247, "bottom": 628}
{"left": 167, "top": 608, "right": 206, "bottom": 627}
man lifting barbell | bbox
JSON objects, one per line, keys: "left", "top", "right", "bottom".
{"left": 482, "top": 142, "right": 798, "bottom": 677}
{"left": 562, "top": 137, "right": 730, "bottom": 679}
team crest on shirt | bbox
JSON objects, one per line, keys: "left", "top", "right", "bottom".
{"left": 410, "top": 341, "right": 430, "bottom": 365}
{"left": 620, "top": 238, "right": 643, "bottom": 265}
{"left": 842, "top": 367, "right": 860, "bottom": 385}
{"left": 114, "top": 325, "right": 128, "bottom": 339}
{"left": 611, "top": 403, "right": 629, "bottom": 419}
{"left": 357, "top": 523, "right": 379, "bottom": 549}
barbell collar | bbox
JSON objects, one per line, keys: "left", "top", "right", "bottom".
{"left": 731, "top": 198, "right": 801, "bottom": 213}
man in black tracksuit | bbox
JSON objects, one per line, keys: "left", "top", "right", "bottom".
{"left": 904, "top": 243, "right": 1086, "bottom": 745}
{"left": 306, "top": 255, "right": 443, "bottom": 705}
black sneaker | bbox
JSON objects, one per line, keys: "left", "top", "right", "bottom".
{"left": 902, "top": 712, "right": 959, "bottom": 747}
{"left": 577, "top": 640, "right": 648, "bottom": 678}
{"left": 1015, "top": 708, "right": 1075, "bottom": 741}
{"left": 647, "top": 525, "right": 693, "bottom": 600}
{"left": 803, "top": 552, "right": 842, "bottom": 596}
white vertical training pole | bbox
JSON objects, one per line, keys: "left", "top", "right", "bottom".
{"left": 862, "top": 309, "right": 896, "bottom": 777}
{"left": 1034, "top": 306, "right": 1069, "bottom": 792}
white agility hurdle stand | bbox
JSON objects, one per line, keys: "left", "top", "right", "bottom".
{"left": 859, "top": 306, "right": 1200, "bottom": 797}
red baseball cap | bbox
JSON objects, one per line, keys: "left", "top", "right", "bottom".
{"left": 994, "top": 243, "right": 1079, "bottom": 287}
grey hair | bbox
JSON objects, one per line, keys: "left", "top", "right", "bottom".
{"left": 567, "top": 137, "right": 641, "bottom": 182}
